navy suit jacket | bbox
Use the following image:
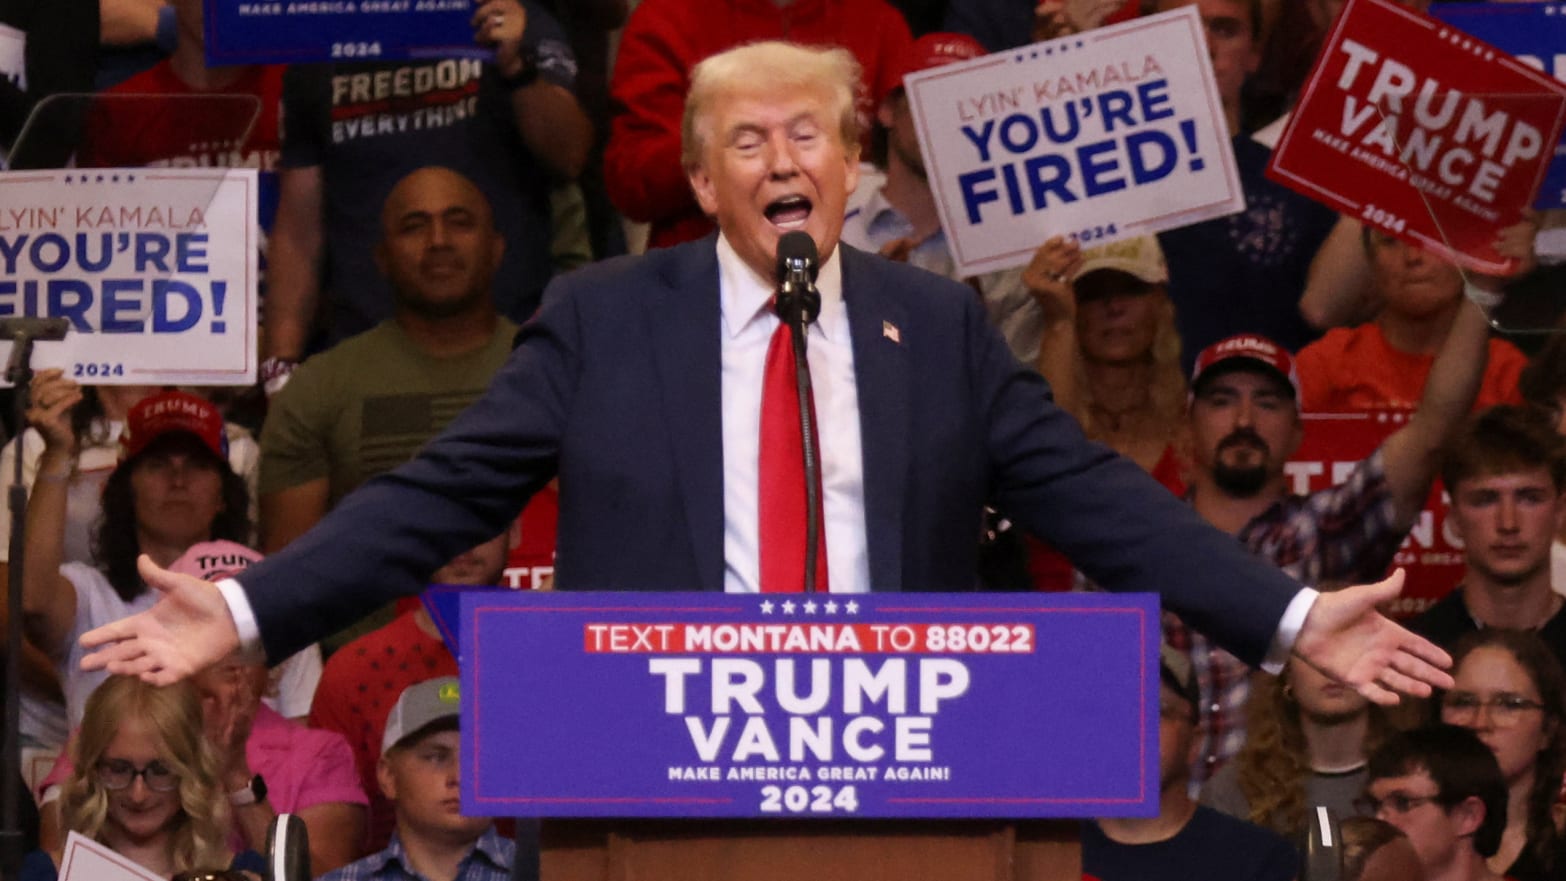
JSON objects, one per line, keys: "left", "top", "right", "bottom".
{"left": 242, "top": 238, "right": 1302, "bottom": 666}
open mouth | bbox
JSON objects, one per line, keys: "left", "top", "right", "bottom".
{"left": 764, "top": 195, "right": 813, "bottom": 230}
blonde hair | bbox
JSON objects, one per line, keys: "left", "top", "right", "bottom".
{"left": 1070, "top": 290, "right": 1190, "bottom": 460}
{"left": 61, "top": 677, "right": 232, "bottom": 874}
{"left": 681, "top": 41, "right": 863, "bottom": 170}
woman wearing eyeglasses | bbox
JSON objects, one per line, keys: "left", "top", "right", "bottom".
{"left": 1437, "top": 629, "right": 1566, "bottom": 881}
{"left": 18, "top": 675, "right": 265, "bottom": 880}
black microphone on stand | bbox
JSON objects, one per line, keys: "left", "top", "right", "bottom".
{"left": 0, "top": 315, "right": 68, "bottom": 879}
{"left": 264, "top": 813, "right": 311, "bottom": 881}
{"left": 774, "top": 231, "right": 823, "bottom": 593}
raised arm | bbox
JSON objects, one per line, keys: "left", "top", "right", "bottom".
{"left": 19, "top": 371, "right": 84, "bottom": 658}
{"left": 476, "top": 0, "right": 593, "bottom": 180}
{"left": 262, "top": 165, "right": 326, "bottom": 365}
{"left": 1299, "top": 216, "right": 1381, "bottom": 330}
{"left": 1379, "top": 219, "right": 1539, "bottom": 527}
{"left": 1024, "top": 236, "right": 1087, "bottom": 418}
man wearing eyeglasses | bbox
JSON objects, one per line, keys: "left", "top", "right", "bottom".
{"left": 1358, "top": 725, "right": 1509, "bottom": 881}
{"left": 1409, "top": 406, "right": 1566, "bottom": 671}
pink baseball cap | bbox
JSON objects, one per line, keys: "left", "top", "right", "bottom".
{"left": 1189, "top": 334, "right": 1301, "bottom": 401}
{"left": 169, "top": 540, "right": 263, "bottom": 581}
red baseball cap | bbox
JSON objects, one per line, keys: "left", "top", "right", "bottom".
{"left": 1189, "top": 335, "right": 1301, "bottom": 401}
{"left": 895, "top": 32, "right": 986, "bottom": 86}
{"left": 119, "top": 390, "right": 228, "bottom": 462}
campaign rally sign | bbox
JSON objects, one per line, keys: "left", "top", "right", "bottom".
{"left": 1267, "top": 0, "right": 1566, "bottom": 274}
{"left": 203, "top": 0, "right": 476, "bottom": 65}
{"left": 1291, "top": 411, "right": 1460, "bottom": 617}
{"left": 904, "top": 7, "right": 1243, "bottom": 277}
{"left": 0, "top": 168, "right": 259, "bottom": 385}
{"left": 455, "top": 591, "right": 1160, "bottom": 819}
{"left": 59, "top": 832, "right": 163, "bottom": 881}
{"left": 1431, "top": 2, "right": 1566, "bottom": 210}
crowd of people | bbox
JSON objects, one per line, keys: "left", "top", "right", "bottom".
{"left": 2, "top": 0, "right": 1566, "bottom": 878}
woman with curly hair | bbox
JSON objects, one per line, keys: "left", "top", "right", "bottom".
{"left": 1201, "top": 660, "right": 1398, "bottom": 837}
{"left": 18, "top": 676, "right": 264, "bottom": 879}
{"left": 1437, "top": 629, "right": 1566, "bottom": 881}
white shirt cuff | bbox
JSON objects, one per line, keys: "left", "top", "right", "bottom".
{"left": 216, "top": 577, "right": 266, "bottom": 664}
{"left": 1263, "top": 587, "right": 1319, "bottom": 674}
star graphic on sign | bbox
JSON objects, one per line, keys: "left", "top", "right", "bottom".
{"left": 845, "top": 601, "right": 860, "bottom": 615}
{"left": 803, "top": 600, "right": 818, "bottom": 614}
{"left": 824, "top": 600, "right": 838, "bottom": 614}
{"left": 781, "top": 600, "right": 796, "bottom": 615}
{"left": 760, "top": 600, "right": 775, "bottom": 615}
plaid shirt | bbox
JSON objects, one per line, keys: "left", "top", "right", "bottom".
{"left": 318, "top": 828, "right": 513, "bottom": 881}
{"left": 1165, "top": 448, "right": 1403, "bottom": 790}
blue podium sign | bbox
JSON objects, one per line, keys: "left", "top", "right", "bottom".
{"left": 451, "top": 591, "right": 1160, "bottom": 820}
{"left": 202, "top": 0, "right": 479, "bottom": 66}
{"left": 1432, "top": 3, "right": 1566, "bottom": 209}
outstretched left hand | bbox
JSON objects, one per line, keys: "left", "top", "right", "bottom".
{"left": 1292, "top": 569, "right": 1453, "bottom": 705}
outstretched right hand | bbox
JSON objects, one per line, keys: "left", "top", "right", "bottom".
{"left": 79, "top": 555, "right": 242, "bottom": 685}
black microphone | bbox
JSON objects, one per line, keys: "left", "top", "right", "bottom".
{"left": 0, "top": 318, "right": 68, "bottom": 385}
{"left": 1301, "top": 805, "right": 1343, "bottom": 881}
{"left": 264, "top": 813, "right": 311, "bottom": 881}
{"left": 774, "top": 231, "right": 821, "bottom": 327}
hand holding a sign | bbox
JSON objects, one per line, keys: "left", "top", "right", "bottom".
{"left": 1021, "top": 235, "right": 1085, "bottom": 322}
{"left": 1293, "top": 569, "right": 1453, "bottom": 705}
{"left": 473, "top": 0, "right": 528, "bottom": 79}
{"left": 26, "top": 369, "right": 85, "bottom": 460}
{"left": 79, "top": 556, "right": 242, "bottom": 685}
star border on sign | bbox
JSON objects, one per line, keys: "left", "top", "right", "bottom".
{"left": 824, "top": 600, "right": 838, "bottom": 614}
{"left": 803, "top": 600, "right": 818, "bottom": 614}
{"left": 845, "top": 600, "right": 860, "bottom": 615}
{"left": 781, "top": 600, "right": 796, "bottom": 615}
{"left": 760, "top": 600, "right": 774, "bottom": 614}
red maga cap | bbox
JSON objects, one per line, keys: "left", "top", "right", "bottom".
{"left": 119, "top": 390, "right": 228, "bottom": 462}
{"left": 895, "top": 32, "right": 986, "bottom": 85}
{"left": 1189, "top": 334, "right": 1301, "bottom": 400}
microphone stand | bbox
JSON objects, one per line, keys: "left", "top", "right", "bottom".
{"left": 777, "top": 272, "right": 823, "bottom": 595}
{"left": 0, "top": 318, "right": 67, "bottom": 877}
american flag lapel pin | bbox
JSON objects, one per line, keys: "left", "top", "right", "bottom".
{"left": 882, "top": 320, "right": 901, "bottom": 344}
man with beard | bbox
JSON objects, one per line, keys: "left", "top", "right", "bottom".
{"left": 1410, "top": 406, "right": 1566, "bottom": 668}
{"left": 1169, "top": 314, "right": 1495, "bottom": 789}
{"left": 258, "top": 166, "right": 519, "bottom": 650}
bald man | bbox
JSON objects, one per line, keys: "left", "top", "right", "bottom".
{"left": 258, "top": 165, "right": 518, "bottom": 649}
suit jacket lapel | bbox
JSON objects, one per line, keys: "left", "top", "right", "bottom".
{"left": 645, "top": 240, "right": 726, "bottom": 593}
{"left": 842, "top": 245, "right": 911, "bottom": 592}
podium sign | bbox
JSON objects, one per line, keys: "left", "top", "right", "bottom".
{"left": 454, "top": 591, "right": 1160, "bottom": 819}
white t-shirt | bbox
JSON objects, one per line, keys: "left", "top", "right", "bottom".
{"left": 60, "top": 562, "right": 319, "bottom": 726}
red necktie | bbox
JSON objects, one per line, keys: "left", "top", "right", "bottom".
{"left": 758, "top": 317, "right": 829, "bottom": 593}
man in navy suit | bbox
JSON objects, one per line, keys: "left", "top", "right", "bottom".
{"left": 79, "top": 41, "right": 1451, "bottom": 704}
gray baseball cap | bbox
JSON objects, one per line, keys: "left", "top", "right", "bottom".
{"left": 382, "top": 676, "right": 461, "bottom": 752}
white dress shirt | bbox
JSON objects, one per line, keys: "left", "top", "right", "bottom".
{"left": 716, "top": 233, "right": 869, "bottom": 594}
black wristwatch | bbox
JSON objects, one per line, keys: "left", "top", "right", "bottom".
{"left": 229, "top": 773, "right": 268, "bottom": 806}
{"left": 498, "top": 46, "right": 541, "bottom": 91}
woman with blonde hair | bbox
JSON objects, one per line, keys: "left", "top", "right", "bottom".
{"left": 1028, "top": 233, "right": 1188, "bottom": 486}
{"left": 1020, "top": 234, "right": 1188, "bottom": 589}
{"left": 19, "top": 676, "right": 263, "bottom": 879}
{"left": 1201, "top": 660, "right": 1399, "bottom": 838}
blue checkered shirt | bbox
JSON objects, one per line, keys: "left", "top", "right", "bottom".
{"left": 317, "top": 828, "right": 513, "bottom": 881}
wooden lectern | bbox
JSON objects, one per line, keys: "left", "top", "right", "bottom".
{"left": 538, "top": 818, "right": 1080, "bottom": 881}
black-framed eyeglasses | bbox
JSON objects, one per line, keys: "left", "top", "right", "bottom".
{"left": 1442, "top": 692, "right": 1547, "bottom": 726}
{"left": 96, "top": 759, "right": 178, "bottom": 792}
{"left": 1353, "top": 792, "right": 1442, "bottom": 817}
